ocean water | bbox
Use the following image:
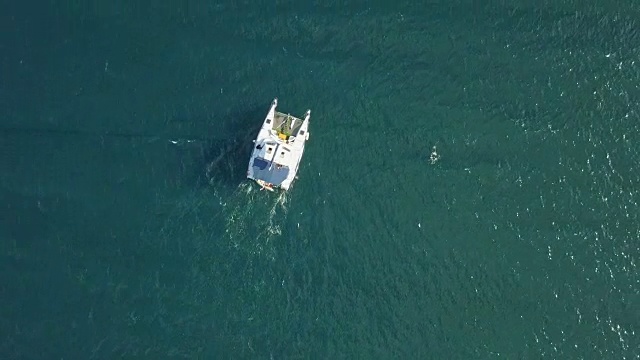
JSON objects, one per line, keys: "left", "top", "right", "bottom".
{"left": 1, "top": 1, "right": 639, "bottom": 358}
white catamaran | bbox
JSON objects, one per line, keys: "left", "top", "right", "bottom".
{"left": 246, "top": 98, "right": 310, "bottom": 191}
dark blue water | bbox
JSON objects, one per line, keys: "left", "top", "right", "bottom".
{"left": 1, "top": 1, "right": 639, "bottom": 358}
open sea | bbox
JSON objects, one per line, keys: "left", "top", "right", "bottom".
{"left": 1, "top": 1, "right": 639, "bottom": 359}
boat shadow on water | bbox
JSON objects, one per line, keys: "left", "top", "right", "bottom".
{"left": 197, "top": 105, "right": 264, "bottom": 190}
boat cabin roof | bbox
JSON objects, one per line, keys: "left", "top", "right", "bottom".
{"left": 255, "top": 140, "right": 295, "bottom": 167}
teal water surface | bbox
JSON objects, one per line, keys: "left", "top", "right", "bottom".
{"left": 1, "top": 1, "right": 639, "bottom": 358}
